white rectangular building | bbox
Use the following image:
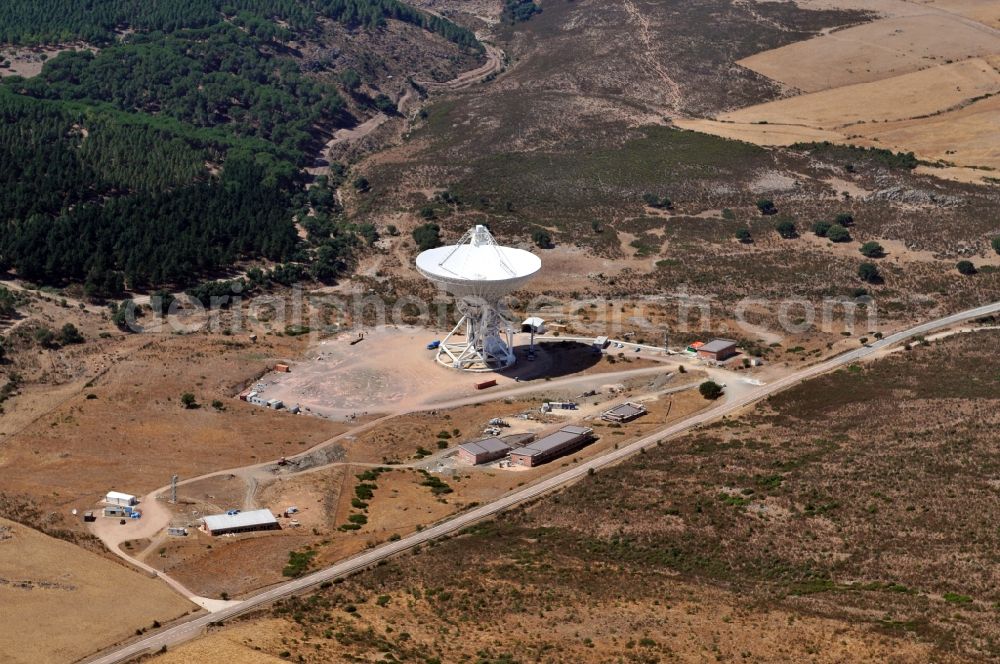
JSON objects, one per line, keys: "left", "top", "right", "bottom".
{"left": 105, "top": 491, "right": 137, "bottom": 506}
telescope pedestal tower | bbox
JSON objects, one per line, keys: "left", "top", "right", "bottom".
{"left": 416, "top": 225, "right": 541, "bottom": 372}
{"left": 439, "top": 296, "right": 516, "bottom": 371}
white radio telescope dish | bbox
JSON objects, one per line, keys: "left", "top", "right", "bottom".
{"left": 416, "top": 225, "right": 541, "bottom": 371}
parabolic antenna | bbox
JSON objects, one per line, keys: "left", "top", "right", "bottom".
{"left": 416, "top": 225, "right": 541, "bottom": 371}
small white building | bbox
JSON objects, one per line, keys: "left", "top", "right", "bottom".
{"left": 105, "top": 491, "right": 137, "bottom": 507}
{"left": 521, "top": 317, "right": 546, "bottom": 334}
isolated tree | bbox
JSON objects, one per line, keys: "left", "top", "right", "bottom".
{"left": 735, "top": 228, "right": 753, "bottom": 244}
{"left": 150, "top": 290, "right": 176, "bottom": 316}
{"left": 957, "top": 260, "right": 976, "bottom": 275}
{"left": 756, "top": 199, "right": 777, "bottom": 215}
{"left": 353, "top": 176, "right": 370, "bottom": 193}
{"left": 699, "top": 380, "right": 724, "bottom": 400}
{"left": 0, "top": 287, "right": 17, "bottom": 318}
{"left": 34, "top": 327, "right": 57, "bottom": 348}
{"left": 58, "top": 323, "right": 84, "bottom": 345}
{"left": 531, "top": 229, "right": 552, "bottom": 248}
{"left": 858, "top": 262, "right": 882, "bottom": 284}
{"left": 775, "top": 220, "right": 797, "bottom": 239}
{"left": 812, "top": 220, "right": 831, "bottom": 237}
{"left": 859, "top": 241, "right": 885, "bottom": 258}
{"left": 835, "top": 212, "right": 854, "bottom": 227}
{"left": 642, "top": 193, "right": 672, "bottom": 209}
{"left": 412, "top": 223, "right": 441, "bottom": 251}
{"left": 991, "top": 237, "right": 1000, "bottom": 255}
{"left": 180, "top": 392, "right": 198, "bottom": 409}
{"left": 826, "top": 224, "right": 851, "bottom": 243}
{"left": 339, "top": 69, "right": 362, "bottom": 91}
{"left": 372, "top": 93, "right": 396, "bottom": 115}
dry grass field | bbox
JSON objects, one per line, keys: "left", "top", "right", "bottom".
{"left": 720, "top": 56, "right": 1000, "bottom": 128}
{"left": 0, "top": 517, "right": 194, "bottom": 664}
{"left": 150, "top": 329, "right": 1000, "bottom": 662}
{"left": 683, "top": 1, "right": 1000, "bottom": 176}
{"left": 736, "top": 13, "right": 999, "bottom": 92}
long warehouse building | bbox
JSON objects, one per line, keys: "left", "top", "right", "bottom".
{"left": 202, "top": 509, "right": 280, "bottom": 536}
{"left": 510, "top": 425, "right": 594, "bottom": 467}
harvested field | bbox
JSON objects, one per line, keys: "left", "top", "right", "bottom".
{"left": 672, "top": 118, "right": 842, "bottom": 146}
{"left": 917, "top": 0, "right": 1000, "bottom": 28}
{"left": 681, "top": 2, "right": 1000, "bottom": 176}
{"left": 736, "top": 14, "right": 1000, "bottom": 93}
{"left": 0, "top": 517, "right": 194, "bottom": 664}
{"left": 720, "top": 57, "right": 1000, "bottom": 128}
{"left": 850, "top": 93, "right": 1000, "bottom": 170}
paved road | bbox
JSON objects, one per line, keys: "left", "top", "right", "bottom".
{"left": 81, "top": 300, "right": 1000, "bottom": 664}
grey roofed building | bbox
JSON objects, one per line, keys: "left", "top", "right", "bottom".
{"left": 601, "top": 401, "right": 647, "bottom": 422}
{"left": 457, "top": 437, "right": 512, "bottom": 464}
{"left": 698, "top": 339, "right": 737, "bottom": 353}
{"left": 510, "top": 425, "right": 594, "bottom": 466}
{"left": 203, "top": 508, "right": 279, "bottom": 535}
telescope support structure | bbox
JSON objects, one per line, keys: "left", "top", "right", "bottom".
{"left": 436, "top": 297, "right": 515, "bottom": 371}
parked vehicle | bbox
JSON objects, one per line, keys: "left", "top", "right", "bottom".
{"left": 426, "top": 340, "right": 441, "bottom": 350}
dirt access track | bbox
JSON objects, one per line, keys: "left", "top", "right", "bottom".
{"left": 676, "top": 0, "right": 1000, "bottom": 182}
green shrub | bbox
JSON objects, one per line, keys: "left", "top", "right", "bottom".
{"left": 957, "top": 260, "right": 976, "bottom": 275}
{"left": 775, "top": 220, "right": 797, "bottom": 239}
{"left": 756, "top": 199, "right": 777, "bottom": 215}
{"left": 699, "top": 381, "right": 723, "bottom": 400}
{"left": 282, "top": 549, "right": 317, "bottom": 577}
{"left": 412, "top": 223, "right": 441, "bottom": 251}
{"left": 858, "top": 262, "right": 882, "bottom": 284}
{"left": 826, "top": 224, "right": 851, "bottom": 243}
{"left": 943, "top": 592, "right": 972, "bottom": 604}
{"left": 859, "top": 241, "right": 884, "bottom": 258}
{"left": 812, "top": 220, "right": 831, "bottom": 237}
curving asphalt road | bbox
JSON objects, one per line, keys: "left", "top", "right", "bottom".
{"left": 80, "top": 299, "right": 1000, "bottom": 664}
